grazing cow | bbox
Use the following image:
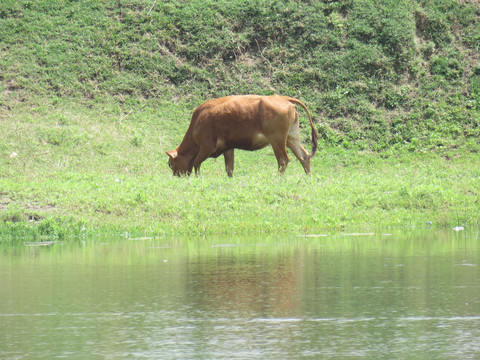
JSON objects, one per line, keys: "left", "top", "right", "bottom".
{"left": 166, "top": 95, "right": 318, "bottom": 177}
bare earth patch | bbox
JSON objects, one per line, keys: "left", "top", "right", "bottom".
{"left": 0, "top": 195, "right": 56, "bottom": 222}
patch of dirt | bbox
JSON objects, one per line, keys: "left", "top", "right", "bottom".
{"left": 0, "top": 195, "right": 57, "bottom": 222}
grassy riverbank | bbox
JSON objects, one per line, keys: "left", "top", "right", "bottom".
{"left": 1, "top": 0, "right": 480, "bottom": 239}
{"left": 1, "top": 100, "right": 479, "bottom": 240}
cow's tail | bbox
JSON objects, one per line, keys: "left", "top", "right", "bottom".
{"left": 286, "top": 97, "right": 318, "bottom": 158}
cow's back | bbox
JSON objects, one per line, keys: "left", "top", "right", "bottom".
{"left": 194, "top": 95, "right": 290, "bottom": 129}
{"left": 191, "top": 95, "right": 293, "bottom": 151}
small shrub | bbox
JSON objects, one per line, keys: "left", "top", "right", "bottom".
{"left": 430, "top": 56, "right": 464, "bottom": 79}
{"left": 381, "top": 86, "right": 409, "bottom": 109}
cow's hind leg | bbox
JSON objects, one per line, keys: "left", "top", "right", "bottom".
{"left": 287, "top": 111, "right": 311, "bottom": 174}
{"left": 287, "top": 136, "right": 311, "bottom": 174}
{"left": 271, "top": 142, "right": 290, "bottom": 174}
{"left": 224, "top": 149, "right": 234, "bottom": 177}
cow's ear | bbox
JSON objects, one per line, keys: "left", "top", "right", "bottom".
{"left": 166, "top": 150, "right": 178, "bottom": 159}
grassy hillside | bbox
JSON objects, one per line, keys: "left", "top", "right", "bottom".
{"left": 1, "top": 0, "right": 480, "bottom": 149}
{"left": 1, "top": 0, "right": 480, "bottom": 238}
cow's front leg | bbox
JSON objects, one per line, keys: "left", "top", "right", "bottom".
{"left": 224, "top": 149, "right": 234, "bottom": 177}
{"left": 193, "top": 143, "right": 215, "bottom": 176}
{"left": 194, "top": 164, "right": 201, "bottom": 176}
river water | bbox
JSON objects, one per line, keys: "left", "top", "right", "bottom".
{"left": 1, "top": 230, "right": 479, "bottom": 359}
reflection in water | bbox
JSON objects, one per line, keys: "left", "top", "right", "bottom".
{"left": 0, "top": 230, "right": 479, "bottom": 359}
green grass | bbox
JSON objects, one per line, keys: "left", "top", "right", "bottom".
{"left": 1, "top": 0, "right": 480, "bottom": 149}
{"left": 1, "top": 101, "right": 479, "bottom": 239}
{"left": 1, "top": 0, "right": 480, "bottom": 239}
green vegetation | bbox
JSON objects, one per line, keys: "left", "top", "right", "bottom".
{"left": 1, "top": 0, "right": 479, "bottom": 239}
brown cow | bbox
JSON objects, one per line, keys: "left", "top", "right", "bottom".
{"left": 166, "top": 95, "right": 318, "bottom": 177}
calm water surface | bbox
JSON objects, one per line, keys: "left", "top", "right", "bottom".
{"left": 1, "top": 230, "right": 479, "bottom": 359}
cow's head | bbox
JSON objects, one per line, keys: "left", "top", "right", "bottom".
{"left": 166, "top": 149, "right": 193, "bottom": 176}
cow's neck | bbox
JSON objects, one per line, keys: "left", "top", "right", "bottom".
{"left": 177, "top": 130, "right": 199, "bottom": 159}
